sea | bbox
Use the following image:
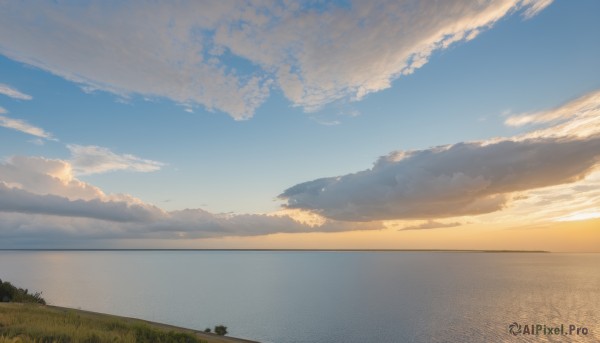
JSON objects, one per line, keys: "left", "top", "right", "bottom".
{"left": 0, "top": 251, "right": 598, "bottom": 343}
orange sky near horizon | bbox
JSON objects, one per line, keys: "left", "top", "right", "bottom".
{"left": 123, "top": 217, "right": 600, "bottom": 253}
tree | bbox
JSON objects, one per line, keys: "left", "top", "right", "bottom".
{"left": 214, "top": 325, "right": 228, "bottom": 336}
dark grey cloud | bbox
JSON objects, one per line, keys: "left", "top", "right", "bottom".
{"left": 0, "top": 183, "right": 162, "bottom": 222}
{"left": 280, "top": 136, "right": 600, "bottom": 221}
{"left": 150, "top": 209, "right": 382, "bottom": 239}
{"left": 0, "top": 206, "right": 382, "bottom": 247}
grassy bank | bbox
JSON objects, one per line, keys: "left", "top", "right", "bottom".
{"left": 0, "top": 303, "right": 254, "bottom": 343}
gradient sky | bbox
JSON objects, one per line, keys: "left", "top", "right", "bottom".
{"left": 1, "top": 0, "right": 599, "bottom": 251}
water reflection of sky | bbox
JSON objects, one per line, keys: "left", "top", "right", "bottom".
{"left": 0, "top": 251, "right": 598, "bottom": 343}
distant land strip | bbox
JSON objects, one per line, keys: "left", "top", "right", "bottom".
{"left": 0, "top": 248, "right": 550, "bottom": 253}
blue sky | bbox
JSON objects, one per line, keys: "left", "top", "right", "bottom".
{"left": 1, "top": 0, "right": 600, "bottom": 249}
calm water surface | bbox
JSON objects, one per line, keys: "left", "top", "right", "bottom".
{"left": 0, "top": 251, "right": 598, "bottom": 343}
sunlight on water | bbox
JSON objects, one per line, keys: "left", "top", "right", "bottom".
{"left": 0, "top": 251, "right": 598, "bottom": 343}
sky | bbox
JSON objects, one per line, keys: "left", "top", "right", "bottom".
{"left": 0, "top": 0, "right": 599, "bottom": 251}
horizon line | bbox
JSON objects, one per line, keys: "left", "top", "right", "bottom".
{"left": 0, "top": 248, "right": 554, "bottom": 253}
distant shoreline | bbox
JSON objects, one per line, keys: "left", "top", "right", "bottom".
{"left": 0, "top": 248, "right": 551, "bottom": 253}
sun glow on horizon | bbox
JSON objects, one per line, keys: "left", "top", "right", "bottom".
{"left": 555, "top": 211, "right": 600, "bottom": 222}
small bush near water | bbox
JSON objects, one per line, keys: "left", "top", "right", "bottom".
{"left": 214, "top": 325, "right": 228, "bottom": 336}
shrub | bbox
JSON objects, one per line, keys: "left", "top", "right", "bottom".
{"left": 214, "top": 325, "right": 227, "bottom": 336}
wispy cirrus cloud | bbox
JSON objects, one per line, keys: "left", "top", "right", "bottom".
{"left": 67, "top": 144, "right": 165, "bottom": 175}
{"left": 0, "top": 83, "right": 32, "bottom": 100}
{"left": 280, "top": 89, "right": 600, "bottom": 222}
{"left": 506, "top": 89, "right": 600, "bottom": 138}
{"left": 0, "top": 0, "right": 552, "bottom": 119}
{"left": 0, "top": 107, "right": 162, "bottom": 172}
{"left": 398, "top": 220, "right": 464, "bottom": 231}
{"left": 0, "top": 112, "right": 54, "bottom": 139}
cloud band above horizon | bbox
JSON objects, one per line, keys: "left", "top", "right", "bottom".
{"left": 0, "top": 155, "right": 381, "bottom": 246}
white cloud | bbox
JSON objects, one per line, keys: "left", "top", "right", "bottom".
{"left": 1, "top": 156, "right": 118, "bottom": 201}
{"left": 0, "top": 83, "right": 32, "bottom": 100}
{"left": 67, "top": 144, "right": 165, "bottom": 175}
{"left": 280, "top": 137, "right": 600, "bottom": 221}
{"left": 0, "top": 110, "right": 161, "bottom": 174}
{"left": 0, "top": 156, "right": 166, "bottom": 222}
{"left": 0, "top": 106, "right": 53, "bottom": 140}
{"left": 0, "top": 114, "right": 54, "bottom": 139}
{"left": 0, "top": 0, "right": 551, "bottom": 119}
{"left": 280, "top": 89, "right": 600, "bottom": 222}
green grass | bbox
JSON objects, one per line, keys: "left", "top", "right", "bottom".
{"left": 0, "top": 303, "right": 211, "bottom": 343}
